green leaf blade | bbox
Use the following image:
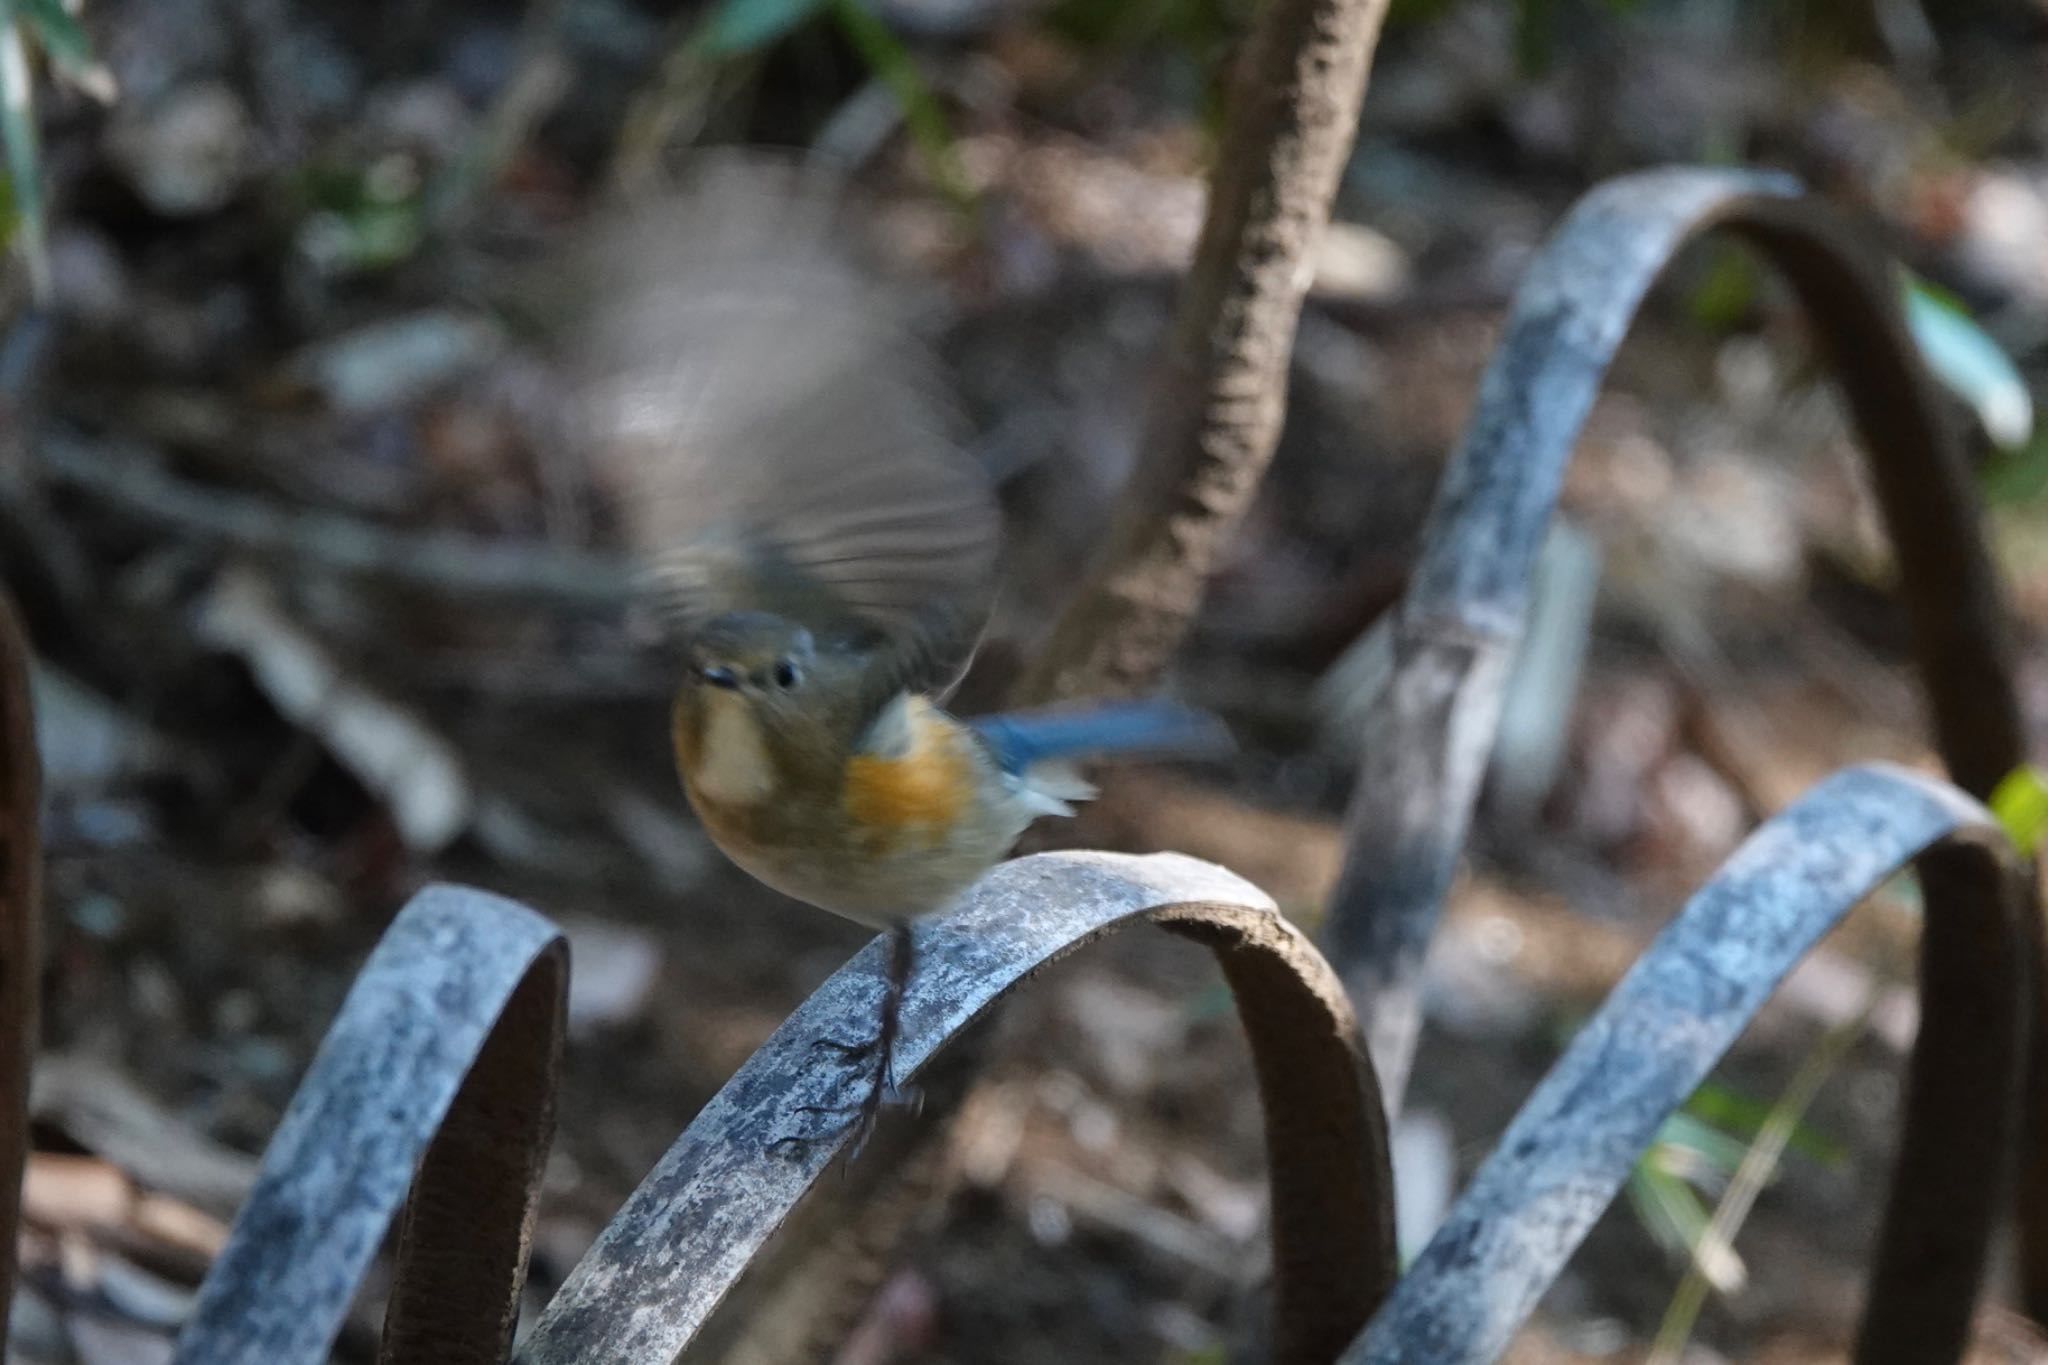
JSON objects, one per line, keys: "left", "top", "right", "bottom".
{"left": 1991, "top": 764, "right": 2048, "bottom": 855}
{"left": 0, "top": 0, "right": 52, "bottom": 300}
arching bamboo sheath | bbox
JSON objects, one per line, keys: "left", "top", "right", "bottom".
{"left": 0, "top": 595, "right": 39, "bottom": 1352}
{"left": 520, "top": 852, "right": 1395, "bottom": 1365}
{"left": 1347, "top": 764, "right": 2025, "bottom": 1364}
{"left": 172, "top": 887, "right": 567, "bottom": 1365}
{"left": 1323, "top": 166, "right": 2028, "bottom": 1120}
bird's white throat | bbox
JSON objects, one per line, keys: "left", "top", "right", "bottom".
{"left": 694, "top": 692, "right": 777, "bottom": 805}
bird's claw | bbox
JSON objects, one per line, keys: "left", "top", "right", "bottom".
{"left": 803, "top": 1036, "right": 895, "bottom": 1104}
{"left": 805, "top": 1028, "right": 911, "bottom": 1094}
{"left": 767, "top": 1064, "right": 919, "bottom": 1160}
{"left": 809, "top": 1032, "right": 879, "bottom": 1062}
{"left": 771, "top": 923, "right": 919, "bottom": 1163}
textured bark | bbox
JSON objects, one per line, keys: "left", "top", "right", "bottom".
{"left": 1014, "top": 0, "right": 1391, "bottom": 705}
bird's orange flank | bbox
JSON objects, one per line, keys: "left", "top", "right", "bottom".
{"left": 842, "top": 708, "right": 973, "bottom": 851}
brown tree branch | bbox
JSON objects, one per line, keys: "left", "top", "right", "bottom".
{"left": 1014, "top": 0, "right": 1392, "bottom": 705}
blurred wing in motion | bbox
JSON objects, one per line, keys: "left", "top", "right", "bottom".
{"left": 572, "top": 156, "right": 998, "bottom": 696}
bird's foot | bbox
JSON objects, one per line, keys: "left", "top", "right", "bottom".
{"left": 809, "top": 1030, "right": 879, "bottom": 1064}
{"left": 768, "top": 923, "right": 918, "bottom": 1163}
{"left": 806, "top": 1028, "right": 909, "bottom": 1089}
{"left": 767, "top": 1049, "right": 917, "bottom": 1159}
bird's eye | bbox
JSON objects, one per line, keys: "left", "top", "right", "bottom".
{"left": 773, "top": 659, "right": 800, "bottom": 689}
{"left": 701, "top": 665, "right": 740, "bottom": 690}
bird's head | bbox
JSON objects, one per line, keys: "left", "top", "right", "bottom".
{"left": 673, "top": 611, "right": 861, "bottom": 806}
{"left": 683, "top": 610, "right": 818, "bottom": 712}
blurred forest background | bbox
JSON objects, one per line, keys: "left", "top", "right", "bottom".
{"left": 3, "top": 0, "right": 2048, "bottom": 1361}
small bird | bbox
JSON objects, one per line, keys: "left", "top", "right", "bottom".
{"left": 571, "top": 157, "right": 1227, "bottom": 1142}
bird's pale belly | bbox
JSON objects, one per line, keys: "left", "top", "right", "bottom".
{"left": 686, "top": 784, "right": 1030, "bottom": 929}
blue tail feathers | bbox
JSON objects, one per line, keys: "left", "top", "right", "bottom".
{"left": 969, "top": 700, "right": 1231, "bottom": 775}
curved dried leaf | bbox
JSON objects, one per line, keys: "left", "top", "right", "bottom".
{"left": 520, "top": 850, "right": 1395, "bottom": 1365}
{"left": 1348, "top": 764, "right": 2024, "bottom": 1365}
{"left": 172, "top": 887, "right": 567, "bottom": 1365}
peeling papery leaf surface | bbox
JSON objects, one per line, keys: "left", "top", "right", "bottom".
{"left": 1325, "top": 165, "right": 2026, "bottom": 1111}
{"left": 172, "top": 887, "right": 566, "bottom": 1365}
{"left": 520, "top": 850, "right": 1396, "bottom": 1365}
{"left": 1348, "top": 764, "right": 2024, "bottom": 1365}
